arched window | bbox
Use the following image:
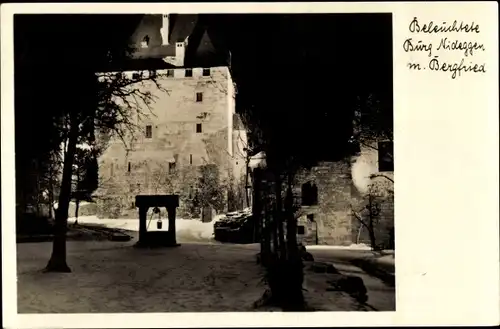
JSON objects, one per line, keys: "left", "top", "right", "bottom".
{"left": 141, "top": 35, "right": 150, "bottom": 48}
{"left": 310, "top": 183, "right": 318, "bottom": 205}
{"left": 301, "top": 182, "right": 318, "bottom": 206}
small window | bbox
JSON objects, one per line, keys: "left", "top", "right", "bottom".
{"left": 132, "top": 72, "right": 140, "bottom": 80}
{"left": 196, "top": 123, "right": 202, "bottom": 133}
{"left": 141, "top": 35, "right": 150, "bottom": 48}
{"left": 185, "top": 69, "right": 193, "bottom": 77}
{"left": 297, "top": 226, "right": 305, "bottom": 235}
{"left": 166, "top": 69, "right": 174, "bottom": 77}
{"left": 128, "top": 162, "right": 131, "bottom": 172}
{"left": 307, "top": 214, "right": 315, "bottom": 222}
{"left": 149, "top": 70, "right": 157, "bottom": 78}
{"left": 378, "top": 141, "right": 394, "bottom": 172}
{"left": 196, "top": 92, "right": 203, "bottom": 102}
{"left": 189, "top": 154, "right": 193, "bottom": 165}
{"left": 301, "top": 182, "right": 318, "bottom": 206}
{"left": 202, "top": 68, "right": 210, "bottom": 76}
{"left": 169, "top": 161, "right": 176, "bottom": 173}
{"left": 145, "top": 125, "right": 152, "bottom": 138}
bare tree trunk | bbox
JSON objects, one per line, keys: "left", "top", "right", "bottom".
{"left": 283, "top": 172, "right": 304, "bottom": 310}
{"left": 45, "top": 118, "right": 78, "bottom": 273}
{"left": 268, "top": 169, "right": 283, "bottom": 259}
{"left": 252, "top": 168, "right": 263, "bottom": 252}
{"left": 263, "top": 197, "right": 271, "bottom": 265}
{"left": 367, "top": 194, "right": 377, "bottom": 251}
{"left": 74, "top": 198, "right": 80, "bottom": 225}
{"left": 285, "top": 173, "right": 300, "bottom": 261}
{"left": 74, "top": 171, "right": 80, "bottom": 225}
{"left": 356, "top": 224, "right": 363, "bottom": 244}
{"left": 271, "top": 205, "right": 279, "bottom": 256}
{"left": 35, "top": 160, "right": 41, "bottom": 217}
{"left": 245, "top": 158, "right": 250, "bottom": 208}
{"left": 48, "top": 180, "right": 54, "bottom": 220}
{"left": 274, "top": 173, "right": 286, "bottom": 260}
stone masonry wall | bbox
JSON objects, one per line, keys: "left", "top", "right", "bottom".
{"left": 95, "top": 67, "right": 245, "bottom": 218}
{"left": 350, "top": 142, "right": 394, "bottom": 248}
{"left": 295, "top": 161, "right": 354, "bottom": 246}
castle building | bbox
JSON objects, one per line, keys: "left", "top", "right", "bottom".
{"left": 95, "top": 14, "right": 248, "bottom": 219}
{"left": 294, "top": 139, "right": 394, "bottom": 247}
{"left": 252, "top": 134, "right": 394, "bottom": 247}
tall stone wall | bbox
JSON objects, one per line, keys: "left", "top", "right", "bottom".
{"left": 95, "top": 67, "right": 245, "bottom": 218}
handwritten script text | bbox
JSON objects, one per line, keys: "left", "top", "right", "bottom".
{"left": 404, "top": 17, "right": 486, "bottom": 79}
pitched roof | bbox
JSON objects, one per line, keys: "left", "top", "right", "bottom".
{"left": 129, "top": 14, "right": 198, "bottom": 60}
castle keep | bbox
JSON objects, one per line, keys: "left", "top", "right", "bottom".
{"left": 95, "top": 14, "right": 247, "bottom": 218}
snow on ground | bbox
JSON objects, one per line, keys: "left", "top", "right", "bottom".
{"left": 71, "top": 215, "right": 224, "bottom": 243}
{"left": 17, "top": 240, "right": 266, "bottom": 312}
{"left": 17, "top": 240, "right": 361, "bottom": 313}
{"left": 307, "top": 250, "right": 395, "bottom": 311}
{"left": 305, "top": 243, "right": 373, "bottom": 251}
{"left": 373, "top": 254, "right": 395, "bottom": 267}
{"left": 329, "top": 262, "right": 395, "bottom": 311}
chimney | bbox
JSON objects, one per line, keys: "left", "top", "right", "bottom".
{"left": 163, "top": 40, "right": 186, "bottom": 67}
{"left": 160, "top": 14, "right": 170, "bottom": 45}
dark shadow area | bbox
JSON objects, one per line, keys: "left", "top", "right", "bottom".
{"left": 350, "top": 258, "right": 395, "bottom": 287}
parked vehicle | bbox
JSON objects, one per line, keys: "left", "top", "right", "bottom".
{"left": 213, "top": 208, "right": 258, "bottom": 244}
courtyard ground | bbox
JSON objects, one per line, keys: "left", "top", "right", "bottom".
{"left": 17, "top": 216, "right": 394, "bottom": 313}
{"left": 17, "top": 240, "right": 366, "bottom": 313}
{"left": 308, "top": 248, "right": 395, "bottom": 311}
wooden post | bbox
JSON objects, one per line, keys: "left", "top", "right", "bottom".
{"left": 138, "top": 206, "right": 148, "bottom": 244}
{"left": 167, "top": 206, "right": 177, "bottom": 245}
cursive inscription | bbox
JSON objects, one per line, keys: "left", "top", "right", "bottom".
{"left": 404, "top": 17, "right": 486, "bottom": 79}
{"left": 428, "top": 56, "right": 486, "bottom": 79}
{"left": 436, "top": 37, "right": 485, "bottom": 57}
{"left": 409, "top": 17, "right": 480, "bottom": 34}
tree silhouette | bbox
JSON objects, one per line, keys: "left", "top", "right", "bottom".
{"left": 15, "top": 14, "right": 170, "bottom": 272}
{"left": 184, "top": 13, "right": 392, "bottom": 310}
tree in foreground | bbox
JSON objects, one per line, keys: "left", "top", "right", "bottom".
{"left": 193, "top": 14, "right": 362, "bottom": 310}
{"left": 45, "top": 69, "right": 168, "bottom": 272}
{"left": 350, "top": 93, "right": 394, "bottom": 251}
{"left": 15, "top": 14, "right": 169, "bottom": 272}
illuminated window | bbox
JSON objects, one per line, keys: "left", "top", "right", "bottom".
{"left": 141, "top": 35, "right": 150, "bottom": 48}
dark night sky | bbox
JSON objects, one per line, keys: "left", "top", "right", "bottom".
{"left": 14, "top": 13, "right": 392, "bottom": 165}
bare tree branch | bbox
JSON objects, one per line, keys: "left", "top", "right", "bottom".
{"left": 369, "top": 173, "right": 394, "bottom": 183}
